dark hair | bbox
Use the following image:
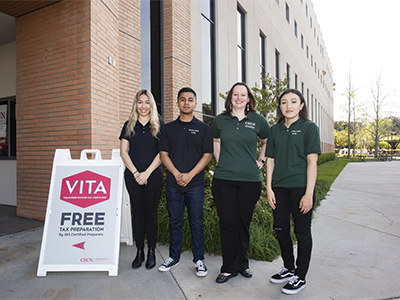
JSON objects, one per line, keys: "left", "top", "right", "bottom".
{"left": 177, "top": 87, "right": 197, "bottom": 101}
{"left": 223, "top": 82, "right": 257, "bottom": 115}
{"left": 276, "top": 89, "right": 310, "bottom": 123}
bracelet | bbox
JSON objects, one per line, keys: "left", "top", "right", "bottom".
{"left": 133, "top": 171, "right": 138, "bottom": 176}
{"left": 258, "top": 159, "right": 265, "bottom": 164}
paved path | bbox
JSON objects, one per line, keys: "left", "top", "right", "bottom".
{"left": 0, "top": 161, "right": 399, "bottom": 299}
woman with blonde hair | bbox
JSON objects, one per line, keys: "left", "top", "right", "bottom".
{"left": 119, "top": 89, "right": 164, "bottom": 270}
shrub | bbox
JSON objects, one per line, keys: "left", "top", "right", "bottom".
{"left": 157, "top": 166, "right": 331, "bottom": 262}
{"left": 317, "top": 152, "right": 335, "bottom": 165}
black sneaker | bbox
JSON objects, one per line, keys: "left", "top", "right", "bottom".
{"left": 195, "top": 260, "right": 208, "bottom": 277}
{"left": 270, "top": 267, "right": 295, "bottom": 283}
{"left": 158, "top": 257, "right": 179, "bottom": 272}
{"left": 282, "top": 275, "right": 306, "bottom": 294}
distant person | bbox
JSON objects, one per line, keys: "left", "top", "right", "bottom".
{"left": 119, "top": 89, "right": 164, "bottom": 270}
{"left": 211, "top": 82, "right": 270, "bottom": 283}
{"left": 158, "top": 87, "right": 213, "bottom": 277}
{"left": 266, "top": 89, "right": 321, "bottom": 294}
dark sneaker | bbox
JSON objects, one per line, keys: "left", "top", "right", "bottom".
{"left": 270, "top": 267, "right": 295, "bottom": 283}
{"left": 195, "top": 260, "right": 208, "bottom": 277}
{"left": 158, "top": 257, "right": 179, "bottom": 272}
{"left": 282, "top": 275, "right": 306, "bottom": 294}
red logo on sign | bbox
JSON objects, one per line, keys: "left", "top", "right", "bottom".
{"left": 60, "top": 171, "right": 111, "bottom": 208}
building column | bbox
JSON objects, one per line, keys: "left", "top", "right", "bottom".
{"left": 163, "top": 0, "right": 192, "bottom": 122}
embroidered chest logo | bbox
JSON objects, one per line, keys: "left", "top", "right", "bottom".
{"left": 244, "top": 121, "right": 256, "bottom": 129}
{"left": 291, "top": 129, "right": 302, "bottom": 136}
{"left": 188, "top": 128, "right": 199, "bottom": 135}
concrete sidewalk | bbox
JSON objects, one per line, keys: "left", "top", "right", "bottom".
{"left": 1, "top": 161, "right": 399, "bottom": 300}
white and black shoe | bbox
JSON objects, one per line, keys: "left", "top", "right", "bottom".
{"left": 270, "top": 267, "right": 295, "bottom": 283}
{"left": 195, "top": 260, "right": 208, "bottom": 277}
{"left": 282, "top": 275, "right": 306, "bottom": 294}
{"left": 158, "top": 257, "right": 179, "bottom": 272}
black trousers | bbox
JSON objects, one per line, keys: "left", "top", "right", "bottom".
{"left": 124, "top": 167, "right": 163, "bottom": 248}
{"left": 272, "top": 186, "right": 315, "bottom": 279}
{"left": 212, "top": 178, "right": 261, "bottom": 274}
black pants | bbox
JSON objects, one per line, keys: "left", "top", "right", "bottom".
{"left": 272, "top": 187, "right": 315, "bottom": 279}
{"left": 212, "top": 178, "right": 261, "bottom": 274}
{"left": 124, "top": 167, "right": 163, "bottom": 248}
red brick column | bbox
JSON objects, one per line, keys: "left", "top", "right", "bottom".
{"left": 163, "top": 0, "right": 192, "bottom": 123}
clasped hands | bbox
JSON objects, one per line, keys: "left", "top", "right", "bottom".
{"left": 134, "top": 171, "right": 148, "bottom": 185}
{"left": 174, "top": 172, "right": 193, "bottom": 187}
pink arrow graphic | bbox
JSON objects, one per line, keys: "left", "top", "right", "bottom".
{"left": 72, "top": 242, "right": 85, "bottom": 250}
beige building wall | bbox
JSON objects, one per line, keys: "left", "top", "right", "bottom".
{"left": 191, "top": 0, "right": 334, "bottom": 151}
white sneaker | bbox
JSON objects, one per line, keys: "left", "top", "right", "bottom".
{"left": 282, "top": 275, "right": 307, "bottom": 294}
{"left": 195, "top": 260, "right": 208, "bottom": 277}
{"left": 158, "top": 257, "right": 179, "bottom": 272}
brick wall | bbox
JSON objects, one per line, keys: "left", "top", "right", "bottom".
{"left": 16, "top": 1, "right": 92, "bottom": 219}
{"left": 118, "top": 0, "right": 141, "bottom": 126}
{"left": 15, "top": 0, "right": 141, "bottom": 220}
{"left": 163, "top": 0, "right": 192, "bottom": 123}
{"left": 90, "top": 0, "right": 121, "bottom": 153}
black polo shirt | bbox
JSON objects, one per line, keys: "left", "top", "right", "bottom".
{"left": 159, "top": 116, "right": 213, "bottom": 191}
{"left": 119, "top": 120, "right": 164, "bottom": 173}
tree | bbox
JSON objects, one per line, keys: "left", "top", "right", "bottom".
{"left": 252, "top": 75, "right": 288, "bottom": 124}
{"left": 370, "top": 71, "right": 390, "bottom": 157}
{"left": 342, "top": 69, "right": 358, "bottom": 158}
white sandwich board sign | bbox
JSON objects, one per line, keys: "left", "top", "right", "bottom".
{"left": 37, "top": 149, "right": 125, "bottom": 277}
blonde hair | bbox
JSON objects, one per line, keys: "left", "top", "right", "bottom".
{"left": 125, "top": 90, "right": 161, "bottom": 138}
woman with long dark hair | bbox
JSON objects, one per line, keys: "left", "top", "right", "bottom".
{"left": 266, "top": 89, "right": 321, "bottom": 294}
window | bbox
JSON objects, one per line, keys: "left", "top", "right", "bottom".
{"left": 275, "top": 50, "right": 280, "bottom": 81}
{"left": 294, "top": 20, "right": 298, "bottom": 37}
{"left": 301, "top": 34, "right": 304, "bottom": 48}
{"left": 306, "top": 46, "right": 309, "bottom": 58}
{"left": 259, "top": 32, "right": 266, "bottom": 88}
{"left": 306, "top": 4, "right": 308, "bottom": 17}
{"left": 0, "top": 97, "right": 16, "bottom": 158}
{"left": 237, "top": 6, "right": 246, "bottom": 82}
{"left": 311, "top": 94, "right": 314, "bottom": 121}
{"left": 310, "top": 16, "right": 313, "bottom": 29}
{"left": 311, "top": 55, "right": 313, "bottom": 67}
{"left": 201, "top": 0, "right": 216, "bottom": 123}
{"left": 295, "top": 73, "right": 298, "bottom": 89}
{"left": 307, "top": 89, "right": 310, "bottom": 113}
{"left": 286, "top": 63, "right": 290, "bottom": 87}
{"left": 301, "top": 82, "right": 304, "bottom": 95}
{"left": 141, "top": 0, "right": 163, "bottom": 115}
{"left": 141, "top": 0, "right": 151, "bottom": 91}
{"left": 286, "top": 3, "right": 290, "bottom": 23}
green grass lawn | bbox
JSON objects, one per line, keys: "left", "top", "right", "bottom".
{"left": 317, "top": 157, "right": 350, "bottom": 186}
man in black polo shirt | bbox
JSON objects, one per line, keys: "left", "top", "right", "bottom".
{"left": 158, "top": 87, "right": 213, "bottom": 277}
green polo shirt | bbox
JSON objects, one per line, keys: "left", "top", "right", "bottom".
{"left": 212, "top": 112, "right": 270, "bottom": 182}
{"left": 265, "top": 118, "right": 321, "bottom": 188}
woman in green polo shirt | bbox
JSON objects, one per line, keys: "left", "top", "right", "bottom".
{"left": 211, "top": 82, "right": 270, "bottom": 284}
{"left": 266, "top": 89, "right": 321, "bottom": 295}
